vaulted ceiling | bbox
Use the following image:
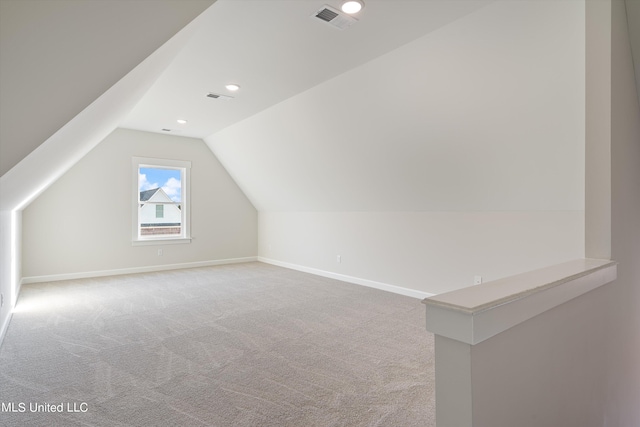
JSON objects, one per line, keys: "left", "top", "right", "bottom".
{"left": 1, "top": 0, "right": 638, "bottom": 214}
{"left": 120, "top": 0, "right": 490, "bottom": 138}
{"left": 205, "top": 0, "right": 589, "bottom": 212}
{"left": 0, "top": 0, "right": 214, "bottom": 176}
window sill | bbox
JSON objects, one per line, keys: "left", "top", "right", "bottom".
{"left": 132, "top": 237, "right": 192, "bottom": 246}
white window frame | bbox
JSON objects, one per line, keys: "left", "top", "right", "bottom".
{"left": 132, "top": 157, "right": 191, "bottom": 246}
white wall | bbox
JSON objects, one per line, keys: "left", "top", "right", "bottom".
{"left": 450, "top": 1, "right": 640, "bottom": 425}
{"left": 585, "top": 0, "right": 612, "bottom": 260}
{"left": 605, "top": 0, "right": 640, "bottom": 423}
{"left": 469, "top": 283, "right": 611, "bottom": 427}
{"left": 0, "top": 211, "right": 16, "bottom": 343}
{"left": 21, "top": 128, "right": 257, "bottom": 280}
{"left": 210, "top": 1, "right": 586, "bottom": 295}
{"left": 0, "top": 5, "right": 215, "bottom": 343}
{"left": 260, "top": 211, "right": 583, "bottom": 294}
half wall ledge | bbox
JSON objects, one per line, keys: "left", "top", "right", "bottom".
{"left": 422, "top": 258, "right": 617, "bottom": 345}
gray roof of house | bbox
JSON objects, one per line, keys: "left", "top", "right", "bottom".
{"left": 139, "top": 188, "right": 160, "bottom": 201}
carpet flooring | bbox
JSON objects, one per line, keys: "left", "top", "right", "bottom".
{"left": 0, "top": 262, "right": 434, "bottom": 426}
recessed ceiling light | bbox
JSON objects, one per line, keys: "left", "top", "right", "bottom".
{"left": 225, "top": 84, "right": 240, "bottom": 92}
{"left": 341, "top": 0, "right": 364, "bottom": 14}
{"left": 176, "top": 119, "right": 188, "bottom": 124}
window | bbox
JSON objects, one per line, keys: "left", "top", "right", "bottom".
{"left": 132, "top": 157, "right": 191, "bottom": 244}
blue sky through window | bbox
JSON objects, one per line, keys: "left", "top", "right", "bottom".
{"left": 139, "top": 167, "right": 181, "bottom": 202}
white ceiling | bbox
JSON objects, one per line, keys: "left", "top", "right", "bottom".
{"left": 0, "top": 0, "right": 215, "bottom": 176}
{"left": 2, "top": 0, "right": 637, "bottom": 215}
{"left": 205, "top": 0, "right": 588, "bottom": 212}
{"left": 120, "top": 0, "right": 491, "bottom": 139}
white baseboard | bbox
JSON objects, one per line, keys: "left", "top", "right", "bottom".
{"left": 20, "top": 256, "right": 258, "bottom": 285}
{"left": 19, "top": 255, "right": 434, "bottom": 300}
{"left": 258, "top": 257, "right": 434, "bottom": 300}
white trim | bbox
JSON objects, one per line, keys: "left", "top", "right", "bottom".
{"left": 0, "top": 312, "right": 12, "bottom": 349}
{"left": 258, "top": 257, "right": 434, "bottom": 299}
{"left": 135, "top": 157, "right": 192, "bottom": 169}
{"left": 20, "top": 257, "right": 258, "bottom": 285}
{"left": 132, "top": 156, "right": 191, "bottom": 243}
{"left": 131, "top": 237, "right": 191, "bottom": 246}
{"left": 423, "top": 259, "right": 617, "bottom": 345}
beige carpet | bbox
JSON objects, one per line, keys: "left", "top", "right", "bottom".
{"left": 0, "top": 262, "right": 434, "bottom": 426}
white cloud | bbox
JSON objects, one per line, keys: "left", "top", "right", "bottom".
{"left": 138, "top": 173, "right": 158, "bottom": 191}
{"left": 162, "top": 177, "right": 182, "bottom": 202}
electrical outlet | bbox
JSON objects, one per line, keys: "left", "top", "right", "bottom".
{"left": 158, "top": 249, "right": 163, "bottom": 256}
{"left": 337, "top": 255, "right": 341, "bottom": 263}
{"left": 474, "top": 276, "right": 482, "bottom": 285}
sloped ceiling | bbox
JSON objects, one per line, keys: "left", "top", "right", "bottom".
{"left": 0, "top": 0, "right": 215, "bottom": 176}
{"left": 121, "top": 0, "right": 491, "bottom": 138}
{"left": 1, "top": 0, "right": 619, "bottom": 216}
{"left": 205, "top": 1, "right": 587, "bottom": 213}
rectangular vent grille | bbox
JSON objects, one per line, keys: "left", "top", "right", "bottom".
{"left": 312, "top": 5, "right": 357, "bottom": 30}
{"left": 316, "top": 8, "right": 338, "bottom": 22}
{"left": 206, "top": 92, "right": 233, "bottom": 100}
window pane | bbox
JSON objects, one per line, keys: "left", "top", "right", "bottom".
{"left": 139, "top": 167, "right": 182, "bottom": 202}
{"left": 138, "top": 167, "right": 183, "bottom": 237}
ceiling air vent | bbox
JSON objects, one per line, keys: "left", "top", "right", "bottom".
{"left": 316, "top": 7, "right": 338, "bottom": 22}
{"left": 312, "top": 5, "right": 357, "bottom": 30}
{"left": 206, "top": 92, "right": 233, "bottom": 100}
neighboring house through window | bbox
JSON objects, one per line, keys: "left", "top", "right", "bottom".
{"left": 132, "top": 157, "right": 191, "bottom": 244}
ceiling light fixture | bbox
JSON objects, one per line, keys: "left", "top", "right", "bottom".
{"left": 225, "top": 84, "right": 240, "bottom": 92}
{"left": 341, "top": 0, "right": 364, "bottom": 14}
{"left": 176, "top": 119, "right": 188, "bottom": 124}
